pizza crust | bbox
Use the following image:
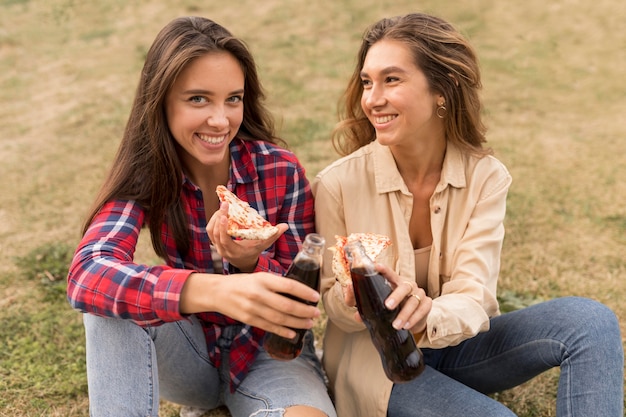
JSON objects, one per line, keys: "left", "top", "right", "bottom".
{"left": 216, "top": 185, "right": 280, "bottom": 240}
{"left": 331, "top": 233, "right": 392, "bottom": 284}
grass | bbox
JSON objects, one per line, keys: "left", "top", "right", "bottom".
{"left": 1, "top": 0, "right": 624, "bottom": 415}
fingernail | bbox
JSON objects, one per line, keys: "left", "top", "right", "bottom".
{"left": 385, "top": 298, "right": 396, "bottom": 309}
{"left": 392, "top": 319, "right": 402, "bottom": 329}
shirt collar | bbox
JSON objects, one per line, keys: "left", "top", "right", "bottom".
{"left": 439, "top": 141, "right": 466, "bottom": 190}
{"left": 372, "top": 141, "right": 407, "bottom": 194}
{"left": 229, "top": 137, "right": 259, "bottom": 185}
{"left": 372, "top": 140, "right": 466, "bottom": 194}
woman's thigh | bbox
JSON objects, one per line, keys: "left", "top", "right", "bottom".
{"left": 387, "top": 366, "right": 515, "bottom": 417}
{"left": 83, "top": 314, "right": 222, "bottom": 416}
{"left": 434, "top": 296, "right": 622, "bottom": 397}
{"left": 226, "top": 330, "right": 336, "bottom": 417}
{"left": 155, "top": 315, "right": 222, "bottom": 409}
{"left": 387, "top": 297, "right": 622, "bottom": 417}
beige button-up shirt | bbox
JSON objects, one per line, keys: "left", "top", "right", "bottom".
{"left": 312, "top": 140, "right": 512, "bottom": 417}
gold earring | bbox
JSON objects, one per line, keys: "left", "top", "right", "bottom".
{"left": 436, "top": 103, "right": 447, "bottom": 119}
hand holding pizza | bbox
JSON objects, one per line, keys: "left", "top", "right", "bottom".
{"left": 207, "top": 185, "right": 289, "bottom": 271}
{"left": 206, "top": 203, "right": 288, "bottom": 272}
{"left": 331, "top": 232, "right": 391, "bottom": 310}
{"left": 331, "top": 232, "right": 392, "bottom": 285}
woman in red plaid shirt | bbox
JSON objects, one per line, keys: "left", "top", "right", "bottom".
{"left": 67, "top": 16, "right": 336, "bottom": 417}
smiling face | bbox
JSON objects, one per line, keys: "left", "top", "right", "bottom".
{"left": 360, "top": 39, "right": 444, "bottom": 148}
{"left": 165, "top": 51, "right": 244, "bottom": 176}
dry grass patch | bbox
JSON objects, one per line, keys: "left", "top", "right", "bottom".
{"left": 1, "top": 0, "right": 624, "bottom": 415}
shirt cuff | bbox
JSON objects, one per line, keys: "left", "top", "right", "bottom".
{"left": 151, "top": 269, "right": 195, "bottom": 321}
{"left": 254, "top": 254, "right": 282, "bottom": 274}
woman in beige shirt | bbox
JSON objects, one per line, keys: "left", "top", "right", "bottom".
{"left": 313, "top": 12, "right": 623, "bottom": 417}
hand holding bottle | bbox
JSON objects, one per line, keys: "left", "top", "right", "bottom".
{"left": 180, "top": 270, "right": 320, "bottom": 339}
{"left": 344, "top": 240, "right": 425, "bottom": 382}
{"left": 375, "top": 263, "right": 431, "bottom": 335}
{"left": 340, "top": 261, "right": 431, "bottom": 336}
{"left": 263, "top": 233, "right": 326, "bottom": 360}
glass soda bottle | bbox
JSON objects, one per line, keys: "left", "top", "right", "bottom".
{"left": 263, "top": 233, "right": 325, "bottom": 360}
{"left": 344, "top": 240, "right": 425, "bottom": 382}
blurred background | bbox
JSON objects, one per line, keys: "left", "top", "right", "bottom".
{"left": 1, "top": 0, "right": 624, "bottom": 415}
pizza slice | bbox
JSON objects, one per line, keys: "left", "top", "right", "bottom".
{"left": 330, "top": 232, "right": 392, "bottom": 285}
{"left": 215, "top": 185, "right": 280, "bottom": 240}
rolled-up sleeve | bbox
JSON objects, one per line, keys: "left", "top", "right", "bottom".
{"left": 67, "top": 200, "right": 192, "bottom": 325}
{"left": 313, "top": 176, "right": 367, "bottom": 333}
{"left": 420, "top": 157, "right": 512, "bottom": 347}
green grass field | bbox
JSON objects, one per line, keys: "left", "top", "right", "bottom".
{"left": 1, "top": 0, "right": 624, "bottom": 415}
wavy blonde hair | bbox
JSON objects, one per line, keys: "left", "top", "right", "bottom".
{"left": 333, "top": 13, "right": 491, "bottom": 157}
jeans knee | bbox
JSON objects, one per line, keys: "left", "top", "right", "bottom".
{"left": 564, "top": 297, "right": 619, "bottom": 331}
{"left": 557, "top": 297, "right": 622, "bottom": 354}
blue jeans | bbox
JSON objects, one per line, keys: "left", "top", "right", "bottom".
{"left": 388, "top": 297, "right": 624, "bottom": 417}
{"left": 83, "top": 314, "right": 336, "bottom": 417}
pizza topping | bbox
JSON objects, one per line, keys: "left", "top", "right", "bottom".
{"left": 215, "top": 185, "right": 280, "bottom": 240}
{"left": 330, "top": 233, "right": 392, "bottom": 284}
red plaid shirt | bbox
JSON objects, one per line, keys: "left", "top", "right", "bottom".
{"left": 67, "top": 138, "right": 315, "bottom": 390}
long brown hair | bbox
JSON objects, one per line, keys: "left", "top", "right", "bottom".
{"left": 83, "top": 16, "right": 283, "bottom": 258}
{"left": 333, "top": 13, "right": 491, "bottom": 157}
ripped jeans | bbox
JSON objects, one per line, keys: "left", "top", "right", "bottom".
{"left": 83, "top": 314, "right": 336, "bottom": 417}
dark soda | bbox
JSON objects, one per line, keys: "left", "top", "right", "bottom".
{"left": 346, "top": 240, "right": 425, "bottom": 382}
{"left": 263, "top": 233, "right": 325, "bottom": 360}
